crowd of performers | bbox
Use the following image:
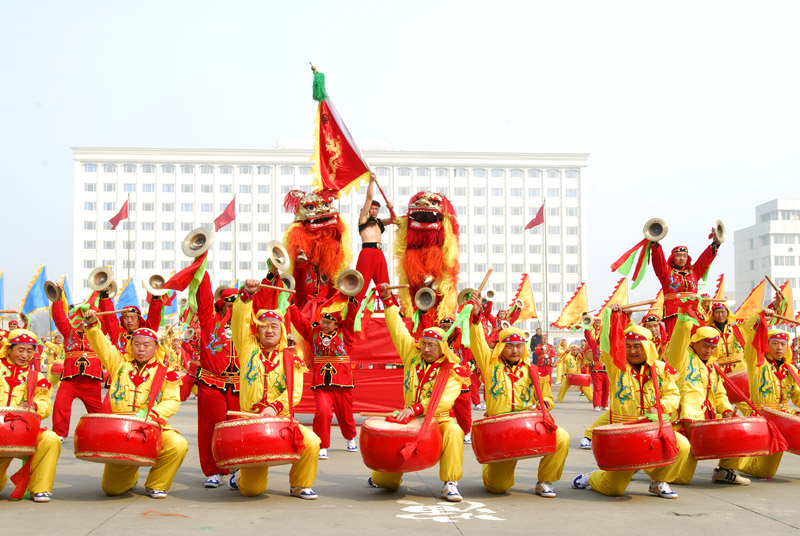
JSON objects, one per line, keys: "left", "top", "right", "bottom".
{"left": 2, "top": 177, "right": 800, "bottom": 505}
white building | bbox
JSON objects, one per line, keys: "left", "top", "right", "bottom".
{"left": 734, "top": 198, "right": 800, "bottom": 313}
{"left": 72, "top": 143, "right": 589, "bottom": 331}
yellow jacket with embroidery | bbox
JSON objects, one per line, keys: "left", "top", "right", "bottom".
{"left": 742, "top": 312, "right": 800, "bottom": 411}
{"left": 603, "top": 349, "right": 680, "bottom": 422}
{"left": 0, "top": 358, "right": 52, "bottom": 418}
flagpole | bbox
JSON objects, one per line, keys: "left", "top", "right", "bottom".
{"left": 232, "top": 195, "right": 236, "bottom": 283}
{"left": 127, "top": 193, "right": 131, "bottom": 280}
{"left": 542, "top": 198, "right": 548, "bottom": 333}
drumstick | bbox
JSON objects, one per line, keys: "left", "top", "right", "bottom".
{"left": 359, "top": 412, "right": 393, "bottom": 417}
{"left": 259, "top": 284, "right": 296, "bottom": 294}
{"left": 621, "top": 299, "right": 657, "bottom": 309}
{"left": 476, "top": 268, "right": 493, "bottom": 294}
{"left": 774, "top": 314, "right": 800, "bottom": 326}
{"left": 372, "top": 176, "right": 397, "bottom": 220}
{"left": 0, "top": 310, "right": 19, "bottom": 314}
{"left": 765, "top": 275, "right": 779, "bottom": 292}
{"left": 380, "top": 285, "right": 410, "bottom": 291}
{"left": 227, "top": 410, "right": 260, "bottom": 418}
{"left": 96, "top": 310, "right": 128, "bottom": 316}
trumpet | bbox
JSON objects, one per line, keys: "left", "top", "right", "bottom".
{"left": 337, "top": 269, "right": 364, "bottom": 297}
{"left": 643, "top": 218, "right": 668, "bottom": 242}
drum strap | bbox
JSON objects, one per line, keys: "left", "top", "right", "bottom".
{"left": 10, "top": 365, "right": 39, "bottom": 500}
{"left": 526, "top": 364, "right": 557, "bottom": 432}
{"left": 144, "top": 364, "right": 168, "bottom": 421}
{"left": 713, "top": 362, "right": 788, "bottom": 454}
{"left": 283, "top": 350, "right": 306, "bottom": 452}
{"left": 649, "top": 364, "right": 678, "bottom": 459}
{"left": 399, "top": 361, "right": 453, "bottom": 461}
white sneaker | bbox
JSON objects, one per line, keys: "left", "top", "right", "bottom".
{"left": 441, "top": 481, "right": 462, "bottom": 502}
{"left": 290, "top": 487, "right": 318, "bottom": 500}
{"left": 318, "top": 448, "right": 328, "bottom": 460}
{"left": 147, "top": 489, "right": 167, "bottom": 499}
{"left": 463, "top": 433, "right": 472, "bottom": 444}
{"left": 32, "top": 492, "right": 52, "bottom": 503}
{"left": 579, "top": 437, "right": 592, "bottom": 450}
{"left": 572, "top": 473, "right": 591, "bottom": 489}
{"left": 712, "top": 467, "right": 750, "bottom": 486}
{"left": 472, "top": 404, "right": 482, "bottom": 410}
{"left": 479, "top": 403, "right": 486, "bottom": 410}
{"left": 345, "top": 439, "right": 358, "bottom": 452}
{"left": 535, "top": 481, "right": 556, "bottom": 498}
{"left": 648, "top": 480, "right": 678, "bottom": 499}
{"left": 227, "top": 470, "right": 239, "bottom": 490}
{"left": 204, "top": 474, "right": 222, "bottom": 488}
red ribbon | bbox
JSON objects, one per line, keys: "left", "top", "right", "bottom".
{"left": 399, "top": 361, "right": 454, "bottom": 460}
{"left": 527, "top": 364, "right": 557, "bottom": 433}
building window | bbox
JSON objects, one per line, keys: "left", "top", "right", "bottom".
{"left": 548, "top": 207, "right": 560, "bottom": 216}
{"left": 565, "top": 170, "right": 580, "bottom": 179}
{"left": 471, "top": 168, "right": 486, "bottom": 178}
{"left": 83, "top": 240, "right": 96, "bottom": 249}
{"left": 473, "top": 225, "right": 486, "bottom": 234}
{"left": 492, "top": 263, "right": 505, "bottom": 273}
{"left": 528, "top": 188, "right": 541, "bottom": 197}
{"left": 239, "top": 223, "right": 251, "bottom": 232}
{"left": 376, "top": 167, "right": 389, "bottom": 176}
{"left": 142, "top": 164, "right": 155, "bottom": 173}
{"left": 397, "top": 167, "right": 411, "bottom": 177}
{"left": 123, "top": 183, "right": 135, "bottom": 192}
{"left": 84, "top": 163, "right": 97, "bottom": 172}
{"left": 474, "top": 187, "right": 486, "bottom": 196}
{"left": 258, "top": 261, "right": 268, "bottom": 271}
{"left": 162, "top": 164, "right": 175, "bottom": 173}
{"left": 511, "top": 263, "right": 524, "bottom": 272}
{"left": 257, "top": 165, "right": 271, "bottom": 175}
{"left": 528, "top": 169, "right": 542, "bottom": 178}
{"left": 548, "top": 245, "right": 561, "bottom": 254}
{"left": 510, "top": 225, "right": 523, "bottom": 234}
{"left": 162, "top": 184, "right": 175, "bottom": 193}
{"left": 162, "top": 203, "right": 174, "bottom": 212}
{"left": 774, "top": 234, "right": 798, "bottom": 244}
{"left": 239, "top": 185, "right": 252, "bottom": 194}
{"left": 217, "top": 184, "right": 230, "bottom": 194}
{"left": 257, "top": 185, "right": 270, "bottom": 194}
{"left": 83, "top": 259, "right": 96, "bottom": 269}
{"left": 121, "top": 260, "right": 134, "bottom": 269}
{"left": 281, "top": 185, "right": 293, "bottom": 194}
{"left": 257, "top": 223, "right": 270, "bottom": 232}
{"left": 239, "top": 165, "right": 252, "bottom": 174}
{"left": 102, "top": 240, "right": 114, "bottom": 250}
{"left": 121, "top": 222, "right": 133, "bottom": 231}
{"left": 181, "top": 184, "right": 193, "bottom": 193}
{"left": 219, "top": 261, "right": 232, "bottom": 270}
{"left": 121, "top": 164, "right": 135, "bottom": 173}
{"left": 162, "top": 222, "right": 174, "bottom": 231}
{"left": 454, "top": 187, "right": 466, "bottom": 196}
{"left": 141, "top": 222, "right": 154, "bottom": 231}
{"left": 181, "top": 222, "right": 193, "bottom": 232}
{"left": 451, "top": 168, "right": 466, "bottom": 178}
{"left": 565, "top": 207, "right": 578, "bottom": 217}
{"left": 162, "top": 241, "right": 174, "bottom": 251}
{"left": 220, "top": 242, "right": 232, "bottom": 251}
{"left": 547, "top": 226, "right": 560, "bottom": 235}
{"left": 142, "top": 183, "right": 155, "bottom": 193}
{"left": 774, "top": 256, "right": 796, "bottom": 266}
{"left": 84, "top": 183, "right": 96, "bottom": 192}
{"left": 219, "top": 165, "right": 233, "bottom": 174}
{"left": 566, "top": 226, "right": 579, "bottom": 235}
{"left": 200, "top": 165, "right": 214, "bottom": 174}
{"left": 510, "top": 169, "right": 523, "bottom": 178}
{"left": 511, "top": 244, "right": 523, "bottom": 254}
{"left": 102, "top": 164, "right": 116, "bottom": 173}
{"left": 529, "top": 245, "right": 542, "bottom": 254}
{"left": 181, "top": 203, "right": 193, "bottom": 212}
{"left": 83, "top": 221, "right": 96, "bottom": 230}
{"left": 279, "top": 166, "right": 294, "bottom": 175}
{"left": 547, "top": 188, "right": 560, "bottom": 197}
{"left": 547, "top": 170, "right": 561, "bottom": 179}
{"left": 161, "top": 260, "right": 174, "bottom": 270}
{"left": 474, "top": 263, "right": 487, "bottom": 272}
{"left": 341, "top": 205, "right": 350, "bottom": 214}
{"left": 491, "top": 225, "right": 504, "bottom": 235}
{"left": 239, "top": 243, "right": 251, "bottom": 252}
{"left": 299, "top": 166, "right": 311, "bottom": 175}
{"left": 239, "top": 203, "right": 251, "bottom": 213}
{"left": 548, "top": 264, "right": 560, "bottom": 273}
{"left": 566, "top": 245, "right": 579, "bottom": 255}
{"left": 416, "top": 168, "right": 430, "bottom": 177}
{"left": 455, "top": 206, "right": 466, "bottom": 216}
{"left": 473, "top": 206, "right": 486, "bottom": 215}
{"left": 491, "top": 188, "right": 503, "bottom": 197}
{"left": 567, "top": 264, "right": 580, "bottom": 273}
{"left": 760, "top": 236, "right": 769, "bottom": 246}
{"left": 491, "top": 207, "right": 503, "bottom": 215}
{"left": 565, "top": 189, "right": 578, "bottom": 197}
{"left": 510, "top": 207, "right": 522, "bottom": 215}
{"left": 491, "top": 169, "right": 505, "bottom": 178}
{"left": 200, "top": 184, "right": 213, "bottom": 193}
{"left": 180, "top": 164, "right": 194, "bottom": 174}
{"left": 398, "top": 186, "right": 411, "bottom": 196}
{"left": 102, "top": 202, "right": 115, "bottom": 211}
{"left": 201, "top": 203, "right": 212, "bottom": 212}
{"left": 549, "top": 283, "right": 562, "bottom": 293}
{"left": 435, "top": 168, "right": 449, "bottom": 177}
{"left": 492, "top": 244, "right": 505, "bottom": 254}
{"left": 529, "top": 264, "right": 541, "bottom": 273}
{"left": 142, "top": 241, "right": 154, "bottom": 250}
{"left": 473, "top": 244, "right": 486, "bottom": 253}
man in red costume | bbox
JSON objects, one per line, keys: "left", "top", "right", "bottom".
{"left": 650, "top": 236, "right": 720, "bottom": 339}
{"left": 533, "top": 333, "right": 556, "bottom": 385}
{"left": 99, "top": 291, "right": 164, "bottom": 352}
{"left": 584, "top": 316, "right": 609, "bottom": 414}
{"left": 49, "top": 295, "right": 104, "bottom": 441}
{"left": 289, "top": 292, "right": 359, "bottom": 460}
{"left": 355, "top": 173, "right": 395, "bottom": 301}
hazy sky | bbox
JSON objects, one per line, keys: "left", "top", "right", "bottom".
{"left": 1, "top": 1, "right": 798, "bottom": 308}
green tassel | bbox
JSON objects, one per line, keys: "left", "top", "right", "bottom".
{"left": 277, "top": 291, "right": 290, "bottom": 315}
{"left": 354, "top": 290, "right": 376, "bottom": 332}
{"left": 412, "top": 309, "right": 422, "bottom": 333}
{"left": 599, "top": 308, "right": 612, "bottom": 354}
{"left": 443, "top": 304, "right": 474, "bottom": 348}
{"left": 312, "top": 71, "right": 328, "bottom": 102}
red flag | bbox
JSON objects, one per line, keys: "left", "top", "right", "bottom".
{"left": 109, "top": 200, "right": 129, "bottom": 230}
{"left": 214, "top": 198, "right": 235, "bottom": 231}
{"left": 525, "top": 204, "right": 544, "bottom": 230}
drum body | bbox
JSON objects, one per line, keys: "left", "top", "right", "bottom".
{"left": 761, "top": 407, "right": 800, "bottom": 455}
{"left": 592, "top": 421, "right": 677, "bottom": 471}
{"left": 212, "top": 416, "right": 302, "bottom": 469}
{"left": 723, "top": 371, "right": 750, "bottom": 404}
{"left": 567, "top": 373, "right": 591, "bottom": 387}
{"left": 359, "top": 417, "right": 442, "bottom": 473}
{"left": 0, "top": 407, "right": 41, "bottom": 458}
{"left": 50, "top": 362, "right": 64, "bottom": 376}
{"left": 74, "top": 413, "right": 162, "bottom": 466}
{"left": 471, "top": 410, "right": 556, "bottom": 464}
{"left": 686, "top": 416, "right": 771, "bottom": 460}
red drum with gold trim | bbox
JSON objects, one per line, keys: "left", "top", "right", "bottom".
{"left": 686, "top": 416, "right": 771, "bottom": 460}
{"left": 761, "top": 407, "right": 800, "bottom": 455}
{"left": 567, "top": 373, "right": 591, "bottom": 387}
{"left": 0, "top": 407, "right": 41, "bottom": 458}
{"left": 212, "top": 416, "right": 303, "bottom": 469}
{"left": 471, "top": 410, "right": 556, "bottom": 464}
{"left": 723, "top": 371, "right": 749, "bottom": 404}
{"left": 359, "top": 417, "right": 442, "bottom": 473}
{"left": 74, "top": 413, "right": 162, "bottom": 466}
{"left": 592, "top": 421, "right": 677, "bottom": 471}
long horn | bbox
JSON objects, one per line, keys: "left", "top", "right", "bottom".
{"left": 712, "top": 219, "right": 726, "bottom": 244}
{"left": 88, "top": 266, "right": 114, "bottom": 292}
{"left": 336, "top": 269, "right": 364, "bottom": 297}
{"left": 643, "top": 218, "right": 668, "bottom": 242}
{"left": 143, "top": 274, "right": 168, "bottom": 297}
{"left": 268, "top": 241, "right": 291, "bottom": 272}
{"left": 45, "top": 281, "right": 62, "bottom": 303}
{"left": 414, "top": 288, "right": 437, "bottom": 311}
{"left": 182, "top": 227, "right": 214, "bottom": 258}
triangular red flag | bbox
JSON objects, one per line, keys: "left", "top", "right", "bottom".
{"left": 109, "top": 200, "right": 129, "bottom": 230}
{"left": 214, "top": 198, "right": 236, "bottom": 231}
{"left": 525, "top": 204, "right": 545, "bottom": 230}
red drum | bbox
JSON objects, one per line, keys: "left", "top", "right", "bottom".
{"left": 50, "top": 362, "right": 63, "bottom": 376}
{"left": 723, "top": 371, "right": 749, "bottom": 404}
{"left": 592, "top": 421, "right": 678, "bottom": 471}
{"left": 212, "top": 416, "right": 303, "bottom": 469}
{"left": 0, "top": 407, "right": 41, "bottom": 458}
{"left": 74, "top": 413, "right": 162, "bottom": 466}
{"left": 761, "top": 407, "right": 800, "bottom": 455}
{"left": 567, "top": 373, "right": 591, "bottom": 387}
{"left": 686, "top": 416, "right": 771, "bottom": 460}
{"left": 359, "top": 417, "right": 442, "bottom": 473}
{"left": 471, "top": 410, "right": 556, "bottom": 464}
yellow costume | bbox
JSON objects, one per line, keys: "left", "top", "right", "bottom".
{"left": 43, "top": 341, "right": 65, "bottom": 392}
{"left": 85, "top": 324, "right": 187, "bottom": 495}
{"left": 373, "top": 304, "right": 466, "bottom": 490}
{"left": 556, "top": 347, "right": 593, "bottom": 402}
{"left": 0, "top": 330, "right": 61, "bottom": 499}
{"left": 555, "top": 340, "right": 568, "bottom": 384}
{"left": 470, "top": 323, "right": 569, "bottom": 494}
{"left": 230, "top": 297, "right": 320, "bottom": 497}
{"left": 583, "top": 325, "right": 690, "bottom": 496}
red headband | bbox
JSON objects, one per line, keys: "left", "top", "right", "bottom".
{"left": 501, "top": 333, "right": 526, "bottom": 344}
{"left": 257, "top": 310, "right": 284, "bottom": 323}
{"left": 9, "top": 334, "right": 36, "bottom": 345}
{"left": 711, "top": 303, "right": 728, "bottom": 311}
{"left": 131, "top": 328, "right": 158, "bottom": 342}
{"left": 642, "top": 315, "right": 660, "bottom": 323}
{"left": 421, "top": 329, "right": 443, "bottom": 341}
{"left": 672, "top": 246, "right": 688, "bottom": 254}
{"left": 770, "top": 332, "right": 790, "bottom": 342}
{"left": 701, "top": 335, "right": 720, "bottom": 345}
{"left": 625, "top": 331, "right": 648, "bottom": 341}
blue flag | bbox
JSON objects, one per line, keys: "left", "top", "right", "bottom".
{"left": 21, "top": 265, "right": 49, "bottom": 314}
{"left": 115, "top": 278, "right": 140, "bottom": 311}
{"left": 62, "top": 275, "right": 74, "bottom": 306}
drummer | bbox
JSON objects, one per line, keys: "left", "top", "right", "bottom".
{"left": 555, "top": 343, "right": 592, "bottom": 404}
{"left": 468, "top": 292, "right": 570, "bottom": 498}
{"left": 572, "top": 303, "right": 690, "bottom": 499}
{"left": 665, "top": 321, "right": 750, "bottom": 485}
{"left": 83, "top": 310, "right": 188, "bottom": 499}
{"left": 372, "top": 283, "right": 469, "bottom": 502}
{"left": 0, "top": 329, "right": 61, "bottom": 503}
{"left": 440, "top": 317, "right": 475, "bottom": 444}
{"left": 228, "top": 279, "right": 321, "bottom": 499}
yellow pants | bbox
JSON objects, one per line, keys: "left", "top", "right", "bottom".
{"left": 47, "top": 373, "right": 61, "bottom": 393}
{"left": 556, "top": 381, "right": 593, "bottom": 403}
{"left": 723, "top": 452, "right": 783, "bottom": 479}
{"left": 371, "top": 419, "right": 463, "bottom": 490}
{"left": 237, "top": 424, "right": 320, "bottom": 497}
{"left": 588, "top": 431, "right": 691, "bottom": 496}
{"left": 101, "top": 430, "right": 188, "bottom": 495}
{"left": 672, "top": 451, "right": 753, "bottom": 485}
{"left": 0, "top": 431, "right": 61, "bottom": 495}
{"left": 584, "top": 410, "right": 610, "bottom": 440}
{"left": 556, "top": 361, "right": 566, "bottom": 384}
{"left": 483, "top": 426, "right": 570, "bottom": 493}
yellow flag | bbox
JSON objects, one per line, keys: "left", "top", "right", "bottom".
{"left": 644, "top": 289, "right": 664, "bottom": 319}
{"left": 551, "top": 282, "right": 588, "bottom": 329}
{"left": 510, "top": 274, "right": 537, "bottom": 323}
{"left": 778, "top": 280, "right": 794, "bottom": 320}
{"left": 734, "top": 280, "right": 766, "bottom": 321}
{"left": 596, "top": 278, "right": 628, "bottom": 319}
{"left": 713, "top": 274, "right": 725, "bottom": 299}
